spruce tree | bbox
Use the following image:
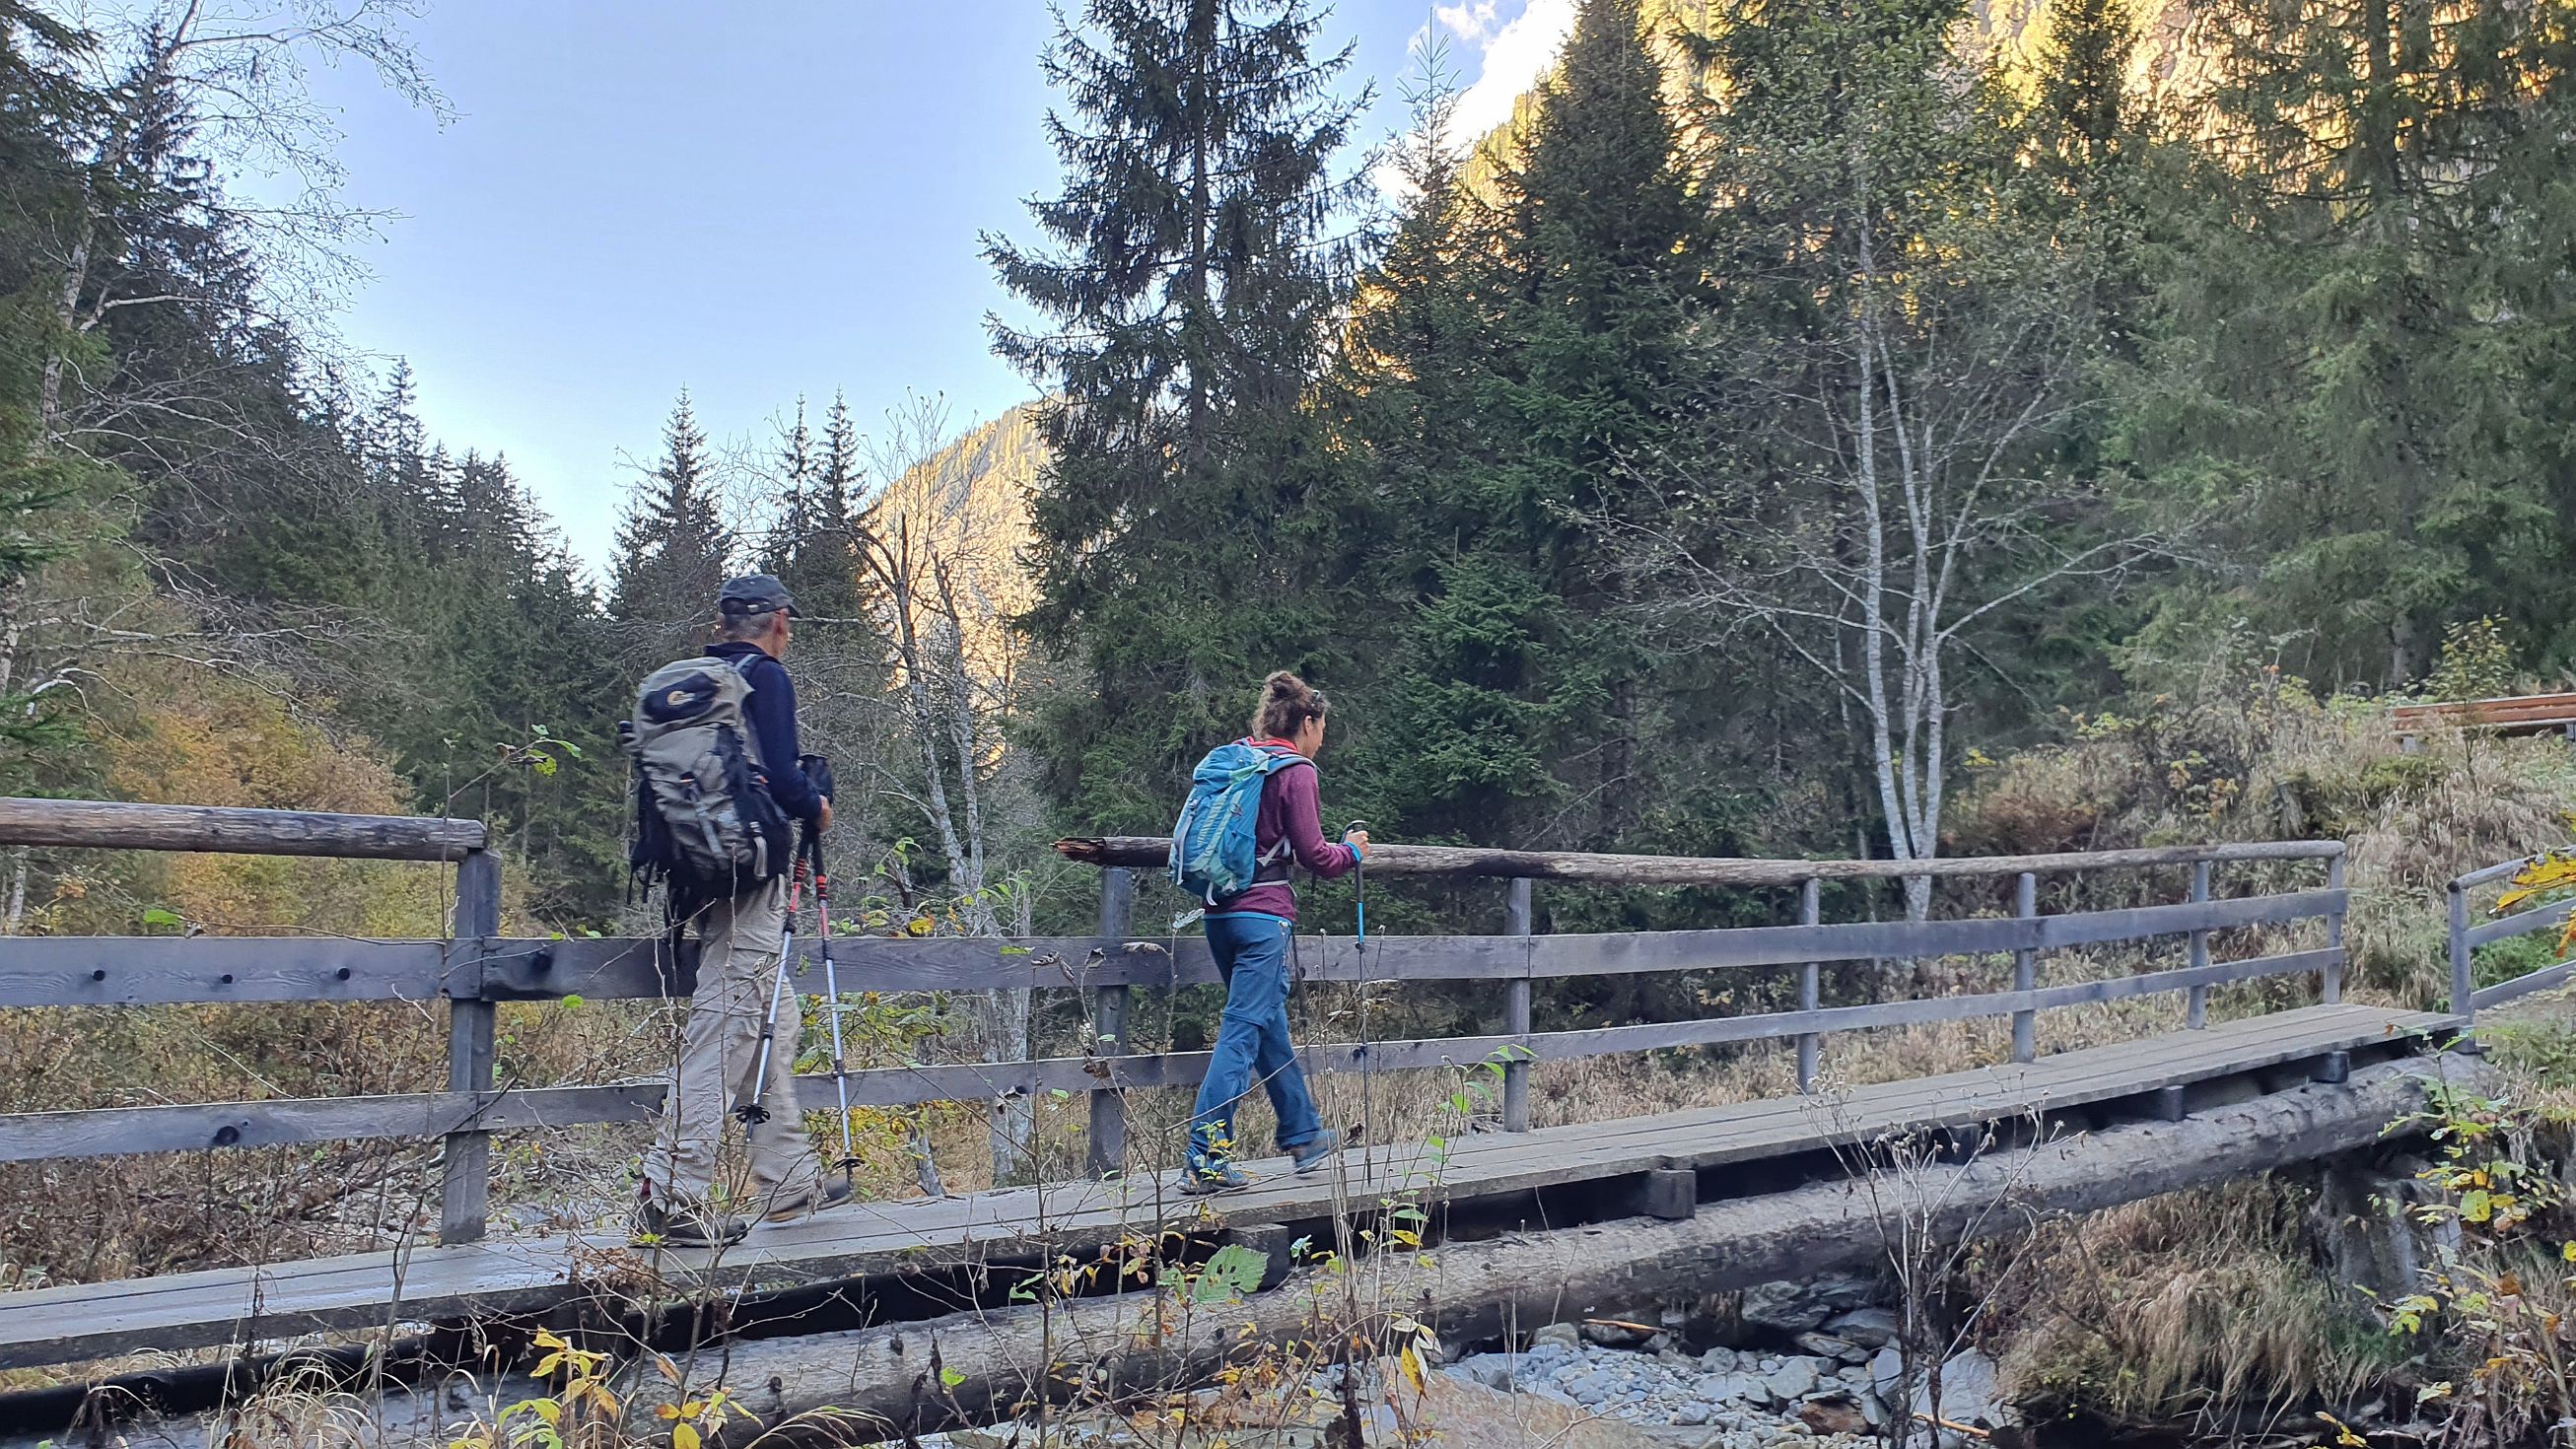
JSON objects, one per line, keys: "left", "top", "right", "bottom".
{"left": 985, "top": 0, "right": 1367, "bottom": 828}
{"left": 818, "top": 391, "right": 861, "bottom": 538}
{"left": 768, "top": 394, "right": 867, "bottom": 621}
{"left": 2129, "top": 0, "right": 2576, "bottom": 684}
{"left": 1340, "top": 0, "right": 1711, "bottom": 853}
{"left": 609, "top": 390, "right": 733, "bottom": 656}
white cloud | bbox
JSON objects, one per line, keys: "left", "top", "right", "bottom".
{"left": 1446, "top": 0, "right": 1578, "bottom": 151}
{"left": 1376, "top": 0, "right": 1579, "bottom": 200}
{"left": 1434, "top": 1, "right": 1505, "bottom": 44}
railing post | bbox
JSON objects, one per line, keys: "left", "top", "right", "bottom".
{"left": 2186, "top": 860, "right": 2212, "bottom": 1030}
{"left": 1087, "top": 866, "right": 1135, "bottom": 1178}
{"left": 440, "top": 846, "right": 500, "bottom": 1245}
{"left": 2010, "top": 872, "right": 2039, "bottom": 1065}
{"left": 1796, "top": 878, "right": 1822, "bottom": 1092}
{"left": 2449, "top": 875, "right": 2475, "bottom": 1045}
{"left": 1503, "top": 876, "right": 1533, "bottom": 1132}
{"left": 2324, "top": 854, "right": 2345, "bottom": 1004}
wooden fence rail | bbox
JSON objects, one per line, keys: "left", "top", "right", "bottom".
{"left": 2455, "top": 853, "right": 2576, "bottom": 1023}
{"left": 0, "top": 797, "right": 2349, "bottom": 1244}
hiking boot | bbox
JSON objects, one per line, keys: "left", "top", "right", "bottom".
{"left": 760, "top": 1176, "right": 854, "bottom": 1224}
{"left": 1290, "top": 1130, "right": 1344, "bottom": 1176}
{"left": 630, "top": 1195, "right": 750, "bottom": 1248}
{"left": 1180, "top": 1162, "right": 1253, "bottom": 1196}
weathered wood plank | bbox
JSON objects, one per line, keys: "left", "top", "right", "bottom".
{"left": 479, "top": 932, "right": 1533, "bottom": 1000}
{"left": 1522, "top": 892, "right": 2338, "bottom": 978}
{"left": 661, "top": 1056, "right": 2474, "bottom": 1445}
{"left": 2455, "top": 858, "right": 2533, "bottom": 891}
{"left": 442, "top": 851, "right": 502, "bottom": 1245}
{"left": 2468, "top": 896, "right": 2576, "bottom": 949}
{"left": 2394, "top": 692, "right": 2576, "bottom": 730}
{"left": 1056, "top": 837, "right": 2342, "bottom": 886}
{"left": 0, "top": 951, "right": 2358, "bottom": 1163}
{"left": 2473, "top": 960, "right": 2576, "bottom": 1011}
{"left": 0, "top": 797, "right": 486, "bottom": 861}
{"left": 0, "top": 1086, "right": 670, "bottom": 1162}
{"left": 0, "top": 887, "right": 2340, "bottom": 1012}
{"left": 1516, "top": 947, "right": 2339, "bottom": 1059}
{"left": 0, "top": 1004, "right": 2452, "bottom": 1369}
{"left": 0, "top": 936, "right": 450, "bottom": 1007}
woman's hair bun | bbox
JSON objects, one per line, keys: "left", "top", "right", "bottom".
{"left": 1254, "top": 670, "right": 1329, "bottom": 737}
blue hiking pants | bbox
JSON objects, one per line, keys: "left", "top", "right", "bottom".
{"left": 1187, "top": 912, "right": 1323, "bottom": 1171}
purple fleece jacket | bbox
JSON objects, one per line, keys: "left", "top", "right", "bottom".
{"left": 1218, "top": 738, "right": 1358, "bottom": 922}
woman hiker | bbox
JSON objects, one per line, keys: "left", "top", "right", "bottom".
{"left": 1182, "top": 671, "right": 1371, "bottom": 1194}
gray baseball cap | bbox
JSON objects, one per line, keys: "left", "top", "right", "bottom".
{"left": 717, "top": 574, "right": 801, "bottom": 618}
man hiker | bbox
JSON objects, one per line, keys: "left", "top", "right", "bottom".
{"left": 1173, "top": 671, "right": 1370, "bottom": 1194}
{"left": 631, "top": 574, "right": 847, "bottom": 1246}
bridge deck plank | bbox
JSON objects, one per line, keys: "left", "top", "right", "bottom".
{"left": 0, "top": 1002, "right": 2458, "bottom": 1370}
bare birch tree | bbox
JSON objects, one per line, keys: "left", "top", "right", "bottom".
{"left": 1619, "top": 0, "right": 2158, "bottom": 918}
{"left": 845, "top": 394, "right": 1046, "bottom": 1186}
{"left": 34, "top": 0, "right": 448, "bottom": 446}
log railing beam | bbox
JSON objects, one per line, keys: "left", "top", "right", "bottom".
{"left": 0, "top": 797, "right": 486, "bottom": 862}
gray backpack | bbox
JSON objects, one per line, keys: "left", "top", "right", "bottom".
{"left": 623, "top": 655, "right": 795, "bottom": 897}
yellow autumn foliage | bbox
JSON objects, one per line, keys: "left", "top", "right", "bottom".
{"left": 36, "top": 659, "right": 449, "bottom": 938}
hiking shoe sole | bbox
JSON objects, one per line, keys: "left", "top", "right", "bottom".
{"left": 630, "top": 1195, "right": 752, "bottom": 1248}
{"left": 1291, "top": 1131, "right": 1345, "bottom": 1176}
{"left": 1179, "top": 1169, "right": 1253, "bottom": 1197}
{"left": 762, "top": 1178, "right": 855, "bottom": 1223}
{"left": 630, "top": 1217, "right": 749, "bottom": 1249}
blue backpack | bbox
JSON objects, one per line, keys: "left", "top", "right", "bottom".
{"left": 1170, "top": 741, "right": 1313, "bottom": 905}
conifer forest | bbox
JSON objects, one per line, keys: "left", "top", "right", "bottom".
{"left": 10, "top": 0, "right": 2576, "bottom": 923}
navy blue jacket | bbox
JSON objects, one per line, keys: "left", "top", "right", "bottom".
{"left": 709, "top": 641, "right": 824, "bottom": 824}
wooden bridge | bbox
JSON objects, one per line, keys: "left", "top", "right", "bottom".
{"left": 0, "top": 799, "right": 2483, "bottom": 1439}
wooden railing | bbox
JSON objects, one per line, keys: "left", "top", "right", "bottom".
{"left": 0, "top": 798, "right": 2350, "bottom": 1244}
{"left": 2450, "top": 853, "right": 2576, "bottom": 1027}
{"left": 2394, "top": 691, "right": 2576, "bottom": 749}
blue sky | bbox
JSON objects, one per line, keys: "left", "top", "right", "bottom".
{"left": 282, "top": 0, "right": 1577, "bottom": 572}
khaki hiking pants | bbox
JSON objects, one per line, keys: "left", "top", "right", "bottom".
{"left": 641, "top": 876, "right": 820, "bottom": 1210}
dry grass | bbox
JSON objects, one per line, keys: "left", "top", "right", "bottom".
{"left": 1977, "top": 1179, "right": 2391, "bottom": 1426}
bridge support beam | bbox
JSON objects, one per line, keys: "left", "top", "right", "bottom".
{"left": 1636, "top": 1165, "right": 1696, "bottom": 1220}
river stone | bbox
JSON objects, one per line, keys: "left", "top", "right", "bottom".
{"left": 1534, "top": 1321, "right": 1582, "bottom": 1350}
{"left": 1799, "top": 1398, "right": 1868, "bottom": 1436}
{"left": 1916, "top": 1347, "right": 2007, "bottom": 1429}
{"left": 1583, "top": 1319, "right": 1657, "bottom": 1348}
{"left": 1566, "top": 1370, "right": 1611, "bottom": 1405}
{"left": 1793, "top": 1332, "right": 1861, "bottom": 1362}
{"left": 1740, "top": 1272, "right": 1882, "bottom": 1333}
{"left": 1702, "top": 1346, "right": 1742, "bottom": 1372}
{"left": 1826, "top": 1306, "right": 1902, "bottom": 1348}
{"left": 1766, "top": 1357, "right": 1824, "bottom": 1401}
{"left": 1700, "top": 1371, "right": 1773, "bottom": 1407}
{"left": 1675, "top": 1403, "right": 1711, "bottom": 1426}
{"left": 1868, "top": 1345, "right": 1904, "bottom": 1394}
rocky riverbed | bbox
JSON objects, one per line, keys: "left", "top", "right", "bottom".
{"left": 1438, "top": 1316, "right": 2008, "bottom": 1449}
{"left": 911, "top": 1319, "right": 2012, "bottom": 1449}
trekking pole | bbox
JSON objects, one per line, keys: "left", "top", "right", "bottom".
{"left": 1342, "top": 820, "right": 1369, "bottom": 950}
{"left": 1343, "top": 819, "right": 1372, "bottom": 1170}
{"left": 810, "top": 829, "right": 859, "bottom": 1184}
{"left": 739, "top": 844, "right": 807, "bottom": 1126}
